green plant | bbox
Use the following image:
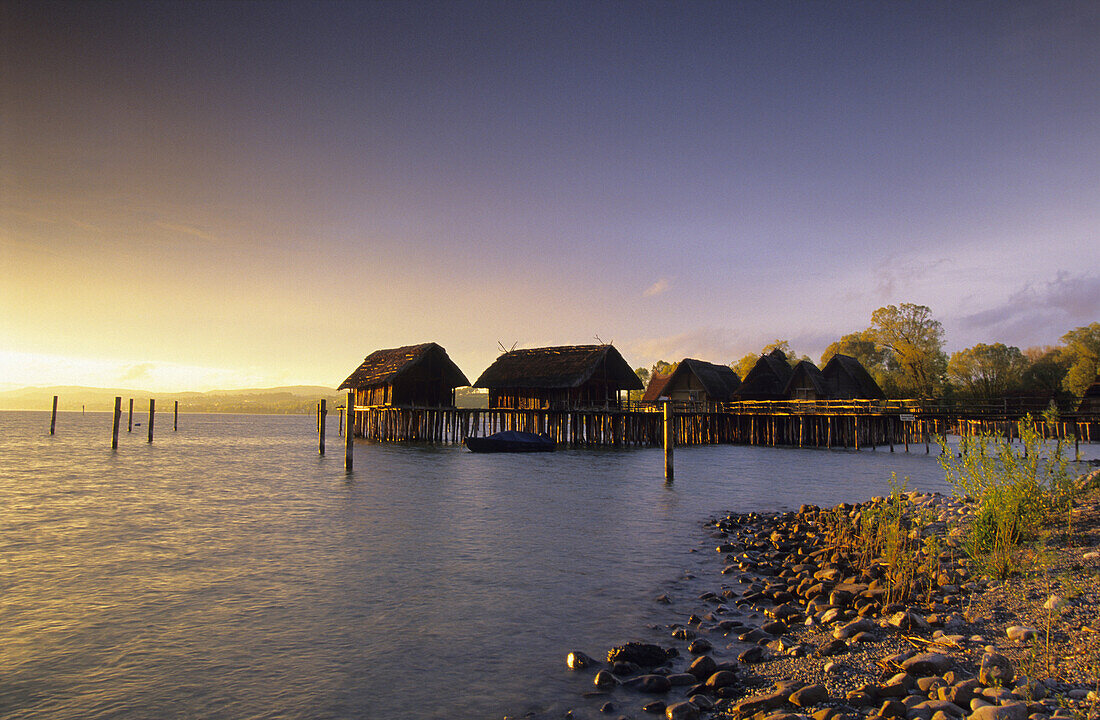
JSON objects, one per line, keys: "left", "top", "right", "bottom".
{"left": 938, "top": 414, "right": 1077, "bottom": 581}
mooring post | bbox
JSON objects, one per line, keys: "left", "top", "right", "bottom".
{"left": 338, "top": 407, "right": 344, "bottom": 435}
{"left": 319, "top": 399, "right": 327, "bottom": 455}
{"left": 128, "top": 398, "right": 133, "bottom": 432}
{"left": 174, "top": 401, "right": 178, "bottom": 431}
{"left": 50, "top": 395, "right": 58, "bottom": 435}
{"left": 345, "top": 390, "right": 354, "bottom": 471}
{"left": 112, "top": 396, "right": 121, "bottom": 449}
{"left": 663, "top": 400, "right": 674, "bottom": 482}
{"left": 148, "top": 399, "right": 155, "bottom": 443}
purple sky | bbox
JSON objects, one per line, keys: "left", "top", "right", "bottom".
{"left": 2, "top": 1, "right": 1098, "bottom": 390}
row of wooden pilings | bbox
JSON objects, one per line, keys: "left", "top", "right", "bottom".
{"left": 47, "top": 395, "right": 179, "bottom": 448}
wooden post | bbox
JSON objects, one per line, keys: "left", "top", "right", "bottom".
{"left": 174, "top": 401, "right": 178, "bottom": 431}
{"left": 318, "top": 399, "right": 327, "bottom": 455}
{"left": 338, "top": 407, "right": 344, "bottom": 435}
{"left": 148, "top": 399, "right": 155, "bottom": 443}
{"left": 128, "top": 398, "right": 133, "bottom": 432}
{"left": 112, "top": 396, "right": 121, "bottom": 449}
{"left": 345, "top": 390, "right": 354, "bottom": 471}
{"left": 50, "top": 395, "right": 58, "bottom": 435}
{"left": 663, "top": 400, "right": 674, "bottom": 482}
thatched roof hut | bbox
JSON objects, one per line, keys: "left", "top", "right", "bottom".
{"left": 821, "top": 353, "right": 886, "bottom": 400}
{"left": 339, "top": 343, "right": 469, "bottom": 408}
{"left": 1078, "top": 375, "right": 1100, "bottom": 414}
{"left": 654, "top": 359, "right": 740, "bottom": 407}
{"left": 474, "top": 344, "right": 642, "bottom": 410}
{"left": 785, "top": 360, "right": 829, "bottom": 401}
{"left": 640, "top": 373, "right": 672, "bottom": 404}
{"left": 734, "top": 349, "right": 793, "bottom": 400}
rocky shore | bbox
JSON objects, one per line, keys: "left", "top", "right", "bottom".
{"left": 545, "top": 470, "right": 1100, "bottom": 720}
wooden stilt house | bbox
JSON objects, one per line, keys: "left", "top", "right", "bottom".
{"left": 784, "top": 360, "right": 829, "bottom": 401}
{"left": 474, "top": 344, "right": 643, "bottom": 410}
{"left": 339, "top": 343, "right": 470, "bottom": 408}
{"left": 734, "top": 349, "right": 794, "bottom": 401}
{"left": 821, "top": 353, "right": 886, "bottom": 400}
{"left": 640, "top": 373, "right": 672, "bottom": 405}
{"left": 651, "top": 359, "right": 740, "bottom": 409}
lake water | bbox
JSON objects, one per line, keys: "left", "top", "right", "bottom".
{"left": 2, "top": 411, "right": 1095, "bottom": 719}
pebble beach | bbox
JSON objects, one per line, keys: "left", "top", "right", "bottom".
{"left": 542, "top": 469, "right": 1100, "bottom": 720}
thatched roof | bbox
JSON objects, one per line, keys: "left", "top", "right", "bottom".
{"left": 734, "top": 349, "right": 793, "bottom": 400}
{"left": 784, "top": 360, "right": 828, "bottom": 397}
{"left": 473, "top": 345, "right": 643, "bottom": 391}
{"left": 339, "top": 343, "right": 469, "bottom": 390}
{"left": 667, "top": 358, "right": 741, "bottom": 401}
{"left": 822, "top": 353, "right": 886, "bottom": 400}
{"left": 641, "top": 373, "right": 672, "bottom": 403}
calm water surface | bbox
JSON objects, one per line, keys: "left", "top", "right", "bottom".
{"left": 2, "top": 411, "right": 1095, "bottom": 719}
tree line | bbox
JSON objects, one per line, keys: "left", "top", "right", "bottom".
{"left": 636, "top": 304, "right": 1099, "bottom": 402}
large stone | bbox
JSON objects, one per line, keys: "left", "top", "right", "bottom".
{"left": 816, "top": 639, "right": 848, "bottom": 657}
{"left": 687, "top": 655, "right": 718, "bottom": 680}
{"left": 594, "top": 669, "right": 620, "bottom": 689}
{"left": 888, "top": 611, "right": 931, "bottom": 631}
{"left": 739, "top": 645, "right": 766, "bottom": 663}
{"left": 732, "top": 681, "right": 805, "bottom": 717}
{"left": 705, "top": 670, "right": 739, "bottom": 690}
{"left": 789, "top": 684, "right": 829, "bottom": 707}
{"left": 634, "top": 674, "right": 673, "bottom": 694}
{"left": 901, "top": 652, "right": 952, "bottom": 676}
{"left": 607, "top": 642, "right": 672, "bottom": 667}
{"left": 666, "top": 700, "right": 701, "bottom": 720}
{"left": 1005, "top": 626, "right": 1038, "bottom": 642}
{"left": 979, "top": 652, "right": 1014, "bottom": 687}
{"left": 969, "top": 702, "right": 1028, "bottom": 720}
{"left": 834, "top": 617, "right": 876, "bottom": 639}
{"left": 878, "top": 699, "right": 908, "bottom": 719}
{"left": 567, "top": 651, "right": 597, "bottom": 670}
{"left": 688, "top": 638, "right": 712, "bottom": 654}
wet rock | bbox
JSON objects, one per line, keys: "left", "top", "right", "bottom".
{"left": 878, "top": 699, "right": 908, "bottom": 719}
{"left": 665, "top": 701, "right": 700, "bottom": 720}
{"left": 672, "top": 627, "right": 696, "bottom": 640}
{"left": 740, "top": 628, "right": 774, "bottom": 644}
{"left": 979, "top": 652, "right": 1015, "bottom": 687}
{"left": 763, "top": 620, "right": 790, "bottom": 636}
{"left": 705, "top": 670, "right": 739, "bottom": 690}
{"left": 634, "top": 674, "right": 673, "bottom": 694}
{"left": 599, "top": 701, "right": 615, "bottom": 713}
{"left": 656, "top": 594, "right": 672, "bottom": 604}
{"left": 567, "top": 651, "right": 597, "bottom": 670}
{"left": 733, "top": 681, "right": 806, "bottom": 717}
{"left": 643, "top": 700, "right": 667, "bottom": 714}
{"left": 687, "top": 638, "right": 712, "bottom": 654}
{"left": 690, "top": 695, "right": 715, "bottom": 711}
{"left": 612, "top": 660, "right": 641, "bottom": 676}
{"left": 669, "top": 672, "right": 698, "bottom": 686}
{"left": 739, "top": 645, "right": 766, "bottom": 663}
{"left": 608, "top": 642, "right": 672, "bottom": 668}
{"left": 594, "top": 670, "right": 620, "bottom": 689}
{"left": 790, "top": 684, "right": 829, "bottom": 707}
{"left": 688, "top": 655, "right": 718, "bottom": 680}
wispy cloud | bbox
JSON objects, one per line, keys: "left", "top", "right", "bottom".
{"left": 154, "top": 221, "right": 218, "bottom": 243}
{"left": 956, "top": 271, "right": 1100, "bottom": 347}
{"left": 643, "top": 278, "right": 670, "bottom": 297}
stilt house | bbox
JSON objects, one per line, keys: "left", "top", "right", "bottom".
{"left": 821, "top": 354, "right": 886, "bottom": 400}
{"left": 651, "top": 359, "right": 740, "bottom": 409}
{"left": 474, "top": 344, "right": 643, "bottom": 410}
{"left": 339, "top": 343, "right": 470, "bottom": 408}
{"left": 640, "top": 373, "right": 672, "bottom": 404}
{"left": 785, "top": 360, "right": 829, "bottom": 401}
{"left": 734, "top": 349, "right": 794, "bottom": 400}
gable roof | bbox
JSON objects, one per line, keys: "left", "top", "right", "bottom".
{"left": 821, "top": 353, "right": 886, "bottom": 399}
{"left": 667, "top": 358, "right": 741, "bottom": 401}
{"left": 784, "top": 360, "right": 828, "bottom": 397}
{"left": 641, "top": 373, "right": 672, "bottom": 403}
{"left": 473, "top": 345, "right": 643, "bottom": 390}
{"left": 735, "top": 349, "right": 793, "bottom": 399}
{"left": 339, "top": 343, "right": 470, "bottom": 390}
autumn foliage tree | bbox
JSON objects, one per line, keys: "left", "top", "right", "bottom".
{"left": 869, "top": 303, "right": 948, "bottom": 398}
{"left": 947, "top": 343, "right": 1029, "bottom": 399}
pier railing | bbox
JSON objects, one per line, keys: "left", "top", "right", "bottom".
{"left": 346, "top": 403, "right": 1099, "bottom": 450}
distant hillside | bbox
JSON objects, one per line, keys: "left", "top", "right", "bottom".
{"left": 0, "top": 385, "right": 489, "bottom": 413}
{"left": 0, "top": 385, "right": 344, "bottom": 414}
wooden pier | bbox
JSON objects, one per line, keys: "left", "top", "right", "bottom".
{"left": 345, "top": 400, "right": 1099, "bottom": 450}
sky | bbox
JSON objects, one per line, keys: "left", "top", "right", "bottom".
{"left": 2, "top": 1, "right": 1098, "bottom": 391}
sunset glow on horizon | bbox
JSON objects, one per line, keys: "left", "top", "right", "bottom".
{"left": 3, "top": 1, "right": 1098, "bottom": 392}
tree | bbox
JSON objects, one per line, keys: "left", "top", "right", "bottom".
{"left": 1060, "top": 323, "right": 1100, "bottom": 396}
{"left": 869, "top": 303, "right": 947, "bottom": 398}
{"left": 1020, "top": 346, "right": 1070, "bottom": 396}
{"left": 650, "top": 360, "right": 678, "bottom": 378}
{"left": 947, "top": 343, "right": 1029, "bottom": 399}
{"left": 731, "top": 354, "right": 758, "bottom": 381}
